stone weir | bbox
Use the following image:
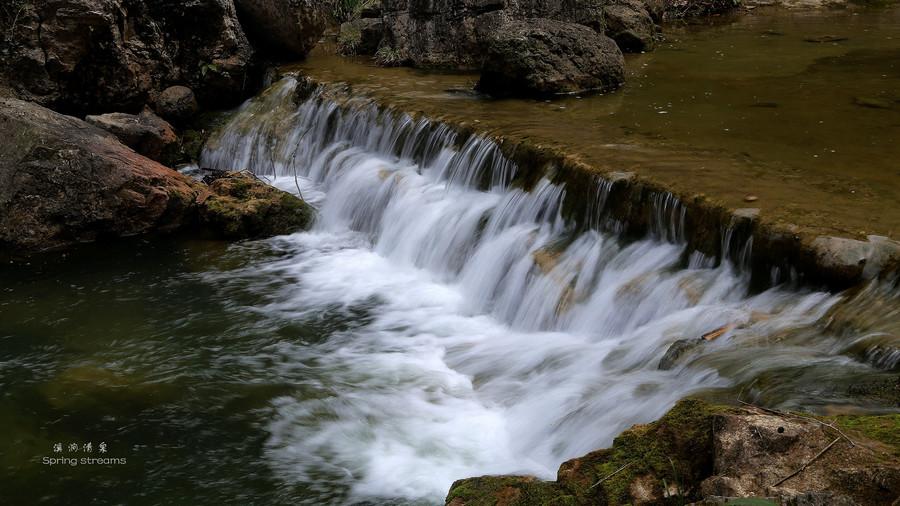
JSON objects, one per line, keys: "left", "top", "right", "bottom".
{"left": 209, "top": 74, "right": 900, "bottom": 293}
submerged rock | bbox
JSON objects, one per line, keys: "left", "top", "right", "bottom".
{"left": 234, "top": 0, "right": 326, "bottom": 58}
{"left": 0, "top": 98, "right": 313, "bottom": 252}
{"left": 659, "top": 338, "right": 704, "bottom": 370}
{"left": 477, "top": 18, "right": 626, "bottom": 98}
{"left": 85, "top": 109, "right": 179, "bottom": 165}
{"left": 444, "top": 399, "right": 900, "bottom": 505}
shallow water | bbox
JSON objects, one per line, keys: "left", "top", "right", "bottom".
{"left": 2, "top": 75, "right": 898, "bottom": 505}
{"left": 295, "top": 4, "right": 900, "bottom": 239}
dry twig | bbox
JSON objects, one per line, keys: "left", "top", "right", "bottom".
{"left": 770, "top": 437, "right": 841, "bottom": 488}
{"left": 589, "top": 461, "right": 634, "bottom": 490}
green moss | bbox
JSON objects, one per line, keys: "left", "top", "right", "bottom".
{"left": 446, "top": 476, "right": 575, "bottom": 506}
{"left": 558, "top": 399, "right": 731, "bottom": 505}
{"left": 181, "top": 109, "right": 238, "bottom": 163}
{"left": 832, "top": 414, "right": 900, "bottom": 455}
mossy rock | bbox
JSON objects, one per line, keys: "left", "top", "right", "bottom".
{"left": 198, "top": 173, "right": 315, "bottom": 240}
{"left": 557, "top": 398, "right": 730, "bottom": 505}
{"left": 832, "top": 413, "right": 900, "bottom": 457}
{"left": 446, "top": 475, "right": 575, "bottom": 506}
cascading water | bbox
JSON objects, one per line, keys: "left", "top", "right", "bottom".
{"left": 199, "top": 77, "right": 895, "bottom": 504}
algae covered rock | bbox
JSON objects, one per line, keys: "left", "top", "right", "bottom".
{"left": 198, "top": 173, "right": 315, "bottom": 240}
{"left": 443, "top": 399, "right": 900, "bottom": 506}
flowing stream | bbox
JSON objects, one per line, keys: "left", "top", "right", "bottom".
{"left": 194, "top": 77, "right": 894, "bottom": 503}
{"left": 1, "top": 73, "right": 898, "bottom": 505}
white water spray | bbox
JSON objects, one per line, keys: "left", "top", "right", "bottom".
{"left": 201, "top": 78, "right": 868, "bottom": 504}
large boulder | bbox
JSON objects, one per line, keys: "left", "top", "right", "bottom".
{"left": 379, "top": 0, "right": 606, "bottom": 70}
{"left": 85, "top": 109, "right": 180, "bottom": 165}
{"left": 0, "top": 98, "right": 313, "bottom": 253}
{"left": 0, "top": 0, "right": 258, "bottom": 115}
{"left": 0, "top": 97, "right": 200, "bottom": 251}
{"left": 233, "top": 0, "right": 326, "bottom": 59}
{"left": 477, "top": 18, "right": 625, "bottom": 98}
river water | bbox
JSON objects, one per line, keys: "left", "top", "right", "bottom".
{"left": 2, "top": 9, "right": 900, "bottom": 506}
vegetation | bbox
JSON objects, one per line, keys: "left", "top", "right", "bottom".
{"left": 664, "top": 0, "right": 741, "bottom": 18}
{"left": 338, "top": 23, "right": 362, "bottom": 55}
{"left": 375, "top": 46, "right": 404, "bottom": 67}
{"left": 331, "top": 0, "right": 378, "bottom": 24}
{"left": 1, "top": 0, "right": 27, "bottom": 48}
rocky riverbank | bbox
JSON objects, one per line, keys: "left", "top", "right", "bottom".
{"left": 0, "top": 0, "right": 327, "bottom": 254}
{"left": 446, "top": 399, "right": 900, "bottom": 505}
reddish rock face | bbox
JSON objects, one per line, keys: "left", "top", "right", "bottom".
{"left": 0, "top": 97, "right": 202, "bottom": 252}
{"left": 0, "top": 98, "right": 314, "bottom": 253}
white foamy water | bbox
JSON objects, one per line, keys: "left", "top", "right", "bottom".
{"left": 201, "top": 78, "right": 849, "bottom": 504}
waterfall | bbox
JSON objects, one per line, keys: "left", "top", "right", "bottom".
{"left": 200, "top": 77, "right": 881, "bottom": 505}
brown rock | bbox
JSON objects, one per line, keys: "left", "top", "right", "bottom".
{"left": 0, "top": 97, "right": 200, "bottom": 252}
{"left": 0, "top": 98, "right": 314, "bottom": 253}
{"left": 85, "top": 109, "right": 180, "bottom": 164}
{"left": 156, "top": 86, "right": 199, "bottom": 124}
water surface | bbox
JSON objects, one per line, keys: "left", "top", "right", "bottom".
{"left": 2, "top": 76, "right": 898, "bottom": 505}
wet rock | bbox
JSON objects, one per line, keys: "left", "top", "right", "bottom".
{"left": 812, "top": 235, "right": 900, "bottom": 285}
{"left": 477, "top": 18, "right": 625, "bottom": 98}
{"left": 854, "top": 96, "right": 894, "bottom": 110}
{"left": 198, "top": 173, "right": 315, "bottom": 239}
{"left": 0, "top": 0, "right": 259, "bottom": 114}
{"left": 156, "top": 86, "right": 200, "bottom": 124}
{"left": 444, "top": 399, "right": 900, "bottom": 506}
{"left": 85, "top": 109, "right": 179, "bottom": 165}
{"left": 804, "top": 35, "right": 849, "bottom": 43}
{"left": 603, "top": 0, "right": 657, "bottom": 53}
{"left": 234, "top": 0, "right": 326, "bottom": 59}
{"left": 446, "top": 475, "right": 569, "bottom": 506}
{"left": 659, "top": 338, "right": 704, "bottom": 370}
